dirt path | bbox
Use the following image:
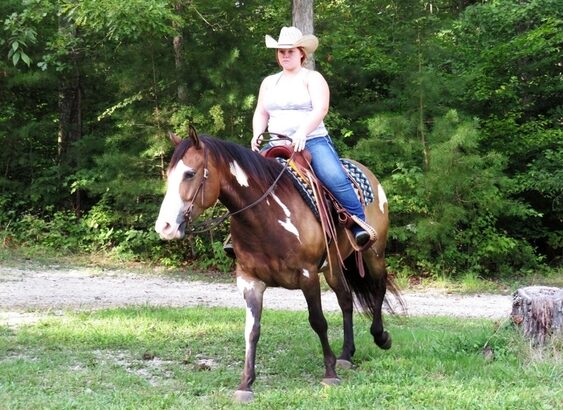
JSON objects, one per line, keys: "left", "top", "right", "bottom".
{"left": 0, "top": 264, "right": 513, "bottom": 327}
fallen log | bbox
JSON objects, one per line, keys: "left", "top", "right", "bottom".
{"left": 511, "top": 286, "right": 562, "bottom": 345}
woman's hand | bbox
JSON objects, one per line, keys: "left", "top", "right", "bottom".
{"left": 291, "top": 132, "right": 307, "bottom": 152}
{"left": 251, "top": 134, "right": 263, "bottom": 152}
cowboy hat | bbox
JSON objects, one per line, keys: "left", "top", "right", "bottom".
{"left": 265, "top": 26, "right": 319, "bottom": 55}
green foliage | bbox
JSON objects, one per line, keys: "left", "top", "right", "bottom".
{"left": 0, "top": 308, "right": 560, "bottom": 409}
{"left": 61, "top": 0, "right": 180, "bottom": 41}
{"left": 6, "top": 209, "right": 87, "bottom": 252}
{"left": 1, "top": 0, "right": 560, "bottom": 277}
{"left": 192, "top": 237, "right": 234, "bottom": 273}
{"left": 379, "top": 111, "right": 543, "bottom": 276}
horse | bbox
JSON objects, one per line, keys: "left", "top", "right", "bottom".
{"left": 154, "top": 127, "right": 400, "bottom": 402}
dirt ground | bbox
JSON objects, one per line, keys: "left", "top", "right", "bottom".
{"left": 0, "top": 264, "right": 513, "bottom": 327}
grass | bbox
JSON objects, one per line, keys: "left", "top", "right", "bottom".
{"left": 1, "top": 307, "right": 561, "bottom": 409}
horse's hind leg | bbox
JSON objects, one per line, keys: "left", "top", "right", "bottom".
{"left": 301, "top": 277, "right": 339, "bottom": 385}
{"left": 234, "top": 272, "right": 266, "bottom": 403}
{"left": 325, "top": 270, "right": 356, "bottom": 367}
{"left": 334, "top": 290, "right": 356, "bottom": 367}
{"left": 363, "top": 252, "right": 392, "bottom": 350}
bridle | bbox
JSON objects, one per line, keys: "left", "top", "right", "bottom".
{"left": 182, "top": 143, "right": 209, "bottom": 227}
{"left": 182, "top": 133, "right": 295, "bottom": 234}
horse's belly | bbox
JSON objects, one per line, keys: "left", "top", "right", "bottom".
{"left": 238, "top": 258, "right": 318, "bottom": 290}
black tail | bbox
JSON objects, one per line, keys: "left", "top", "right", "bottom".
{"left": 342, "top": 251, "right": 404, "bottom": 319}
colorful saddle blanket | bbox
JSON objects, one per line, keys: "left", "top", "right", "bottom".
{"left": 275, "top": 157, "right": 375, "bottom": 220}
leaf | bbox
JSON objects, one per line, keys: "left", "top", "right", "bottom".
{"left": 11, "top": 41, "right": 19, "bottom": 51}
{"left": 21, "top": 52, "right": 31, "bottom": 66}
{"left": 12, "top": 52, "right": 20, "bottom": 66}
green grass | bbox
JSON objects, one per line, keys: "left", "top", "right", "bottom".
{"left": 1, "top": 307, "right": 561, "bottom": 409}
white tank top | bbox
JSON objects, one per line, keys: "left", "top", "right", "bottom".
{"left": 262, "top": 68, "right": 328, "bottom": 139}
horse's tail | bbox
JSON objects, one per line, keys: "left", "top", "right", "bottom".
{"left": 342, "top": 251, "right": 405, "bottom": 319}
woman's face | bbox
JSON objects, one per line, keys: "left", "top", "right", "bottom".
{"left": 277, "top": 47, "right": 304, "bottom": 69}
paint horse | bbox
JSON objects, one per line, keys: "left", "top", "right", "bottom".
{"left": 154, "top": 128, "right": 398, "bottom": 402}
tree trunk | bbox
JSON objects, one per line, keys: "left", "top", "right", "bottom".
{"left": 292, "top": 0, "right": 315, "bottom": 69}
{"left": 417, "top": 28, "right": 429, "bottom": 171}
{"left": 57, "top": 12, "right": 84, "bottom": 214}
{"left": 57, "top": 20, "right": 82, "bottom": 161}
{"left": 173, "top": 2, "right": 188, "bottom": 103}
{"left": 511, "top": 286, "right": 563, "bottom": 345}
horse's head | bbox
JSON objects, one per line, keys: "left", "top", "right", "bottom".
{"left": 155, "top": 126, "right": 220, "bottom": 240}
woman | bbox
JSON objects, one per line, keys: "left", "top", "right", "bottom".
{"left": 251, "top": 26, "right": 373, "bottom": 246}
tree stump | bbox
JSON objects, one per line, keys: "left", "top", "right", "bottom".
{"left": 511, "top": 286, "right": 563, "bottom": 345}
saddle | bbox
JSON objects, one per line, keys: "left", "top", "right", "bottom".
{"left": 261, "top": 144, "right": 377, "bottom": 277}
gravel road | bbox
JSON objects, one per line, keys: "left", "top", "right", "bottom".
{"left": 0, "top": 264, "right": 513, "bottom": 327}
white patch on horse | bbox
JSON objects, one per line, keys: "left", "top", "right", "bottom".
{"left": 378, "top": 184, "right": 388, "bottom": 214}
{"left": 155, "top": 160, "right": 192, "bottom": 238}
{"left": 271, "top": 194, "right": 301, "bottom": 241}
{"left": 236, "top": 276, "right": 266, "bottom": 356}
{"left": 243, "top": 306, "right": 255, "bottom": 356}
{"left": 302, "top": 269, "right": 310, "bottom": 278}
{"left": 229, "top": 161, "right": 249, "bottom": 187}
{"left": 236, "top": 276, "right": 266, "bottom": 295}
{"left": 271, "top": 194, "right": 290, "bottom": 217}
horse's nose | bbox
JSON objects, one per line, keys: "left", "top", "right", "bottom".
{"left": 155, "top": 220, "right": 173, "bottom": 239}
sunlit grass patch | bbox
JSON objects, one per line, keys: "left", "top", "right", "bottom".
{"left": 1, "top": 307, "right": 561, "bottom": 409}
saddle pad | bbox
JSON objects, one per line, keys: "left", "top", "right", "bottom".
{"left": 275, "top": 158, "right": 375, "bottom": 220}
{"left": 341, "top": 159, "right": 375, "bottom": 204}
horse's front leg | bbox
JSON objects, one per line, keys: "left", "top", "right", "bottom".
{"left": 234, "top": 271, "right": 266, "bottom": 403}
{"left": 301, "top": 275, "right": 339, "bottom": 385}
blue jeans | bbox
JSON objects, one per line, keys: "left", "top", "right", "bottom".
{"left": 305, "top": 136, "right": 365, "bottom": 222}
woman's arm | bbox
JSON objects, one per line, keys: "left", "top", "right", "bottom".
{"left": 251, "top": 78, "right": 270, "bottom": 152}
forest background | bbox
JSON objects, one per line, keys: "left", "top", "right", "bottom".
{"left": 0, "top": 0, "right": 561, "bottom": 280}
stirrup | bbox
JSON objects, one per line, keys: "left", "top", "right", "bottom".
{"left": 349, "top": 216, "right": 377, "bottom": 251}
{"left": 223, "top": 234, "right": 236, "bottom": 259}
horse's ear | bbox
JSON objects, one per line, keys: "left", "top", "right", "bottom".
{"left": 168, "top": 132, "right": 182, "bottom": 146}
{"left": 188, "top": 125, "right": 201, "bottom": 149}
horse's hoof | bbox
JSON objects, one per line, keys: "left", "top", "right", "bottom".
{"left": 336, "top": 359, "right": 353, "bottom": 369}
{"left": 321, "top": 377, "right": 341, "bottom": 386}
{"left": 375, "top": 331, "right": 392, "bottom": 350}
{"left": 233, "top": 390, "right": 254, "bottom": 403}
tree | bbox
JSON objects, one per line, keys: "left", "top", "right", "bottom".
{"left": 1, "top": 0, "right": 559, "bottom": 274}
{"left": 292, "top": 0, "right": 315, "bottom": 68}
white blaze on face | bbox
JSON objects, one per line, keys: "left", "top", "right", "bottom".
{"left": 302, "top": 269, "right": 310, "bottom": 278}
{"left": 271, "top": 193, "right": 300, "bottom": 241}
{"left": 378, "top": 184, "right": 388, "bottom": 214}
{"left": 229, "top": 161, "right": 249, "bottom": 187}
{"left": 154, "top": 160, "right": 193, "bottom": 238}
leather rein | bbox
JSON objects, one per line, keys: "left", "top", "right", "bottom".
{"left": 183, "top": 134, "right": 295, "bottom": 234}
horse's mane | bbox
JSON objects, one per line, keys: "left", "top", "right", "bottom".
{"left": 169, "top": 135, "right": 294, "bottom": 193}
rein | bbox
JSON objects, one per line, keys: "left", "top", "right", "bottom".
{"left": 184, "top": 134, "right": 295, "bottom": 234}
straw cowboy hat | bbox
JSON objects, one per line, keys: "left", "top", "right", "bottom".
{"left": 265, "top": 26, "right": 319, "bottom": 55}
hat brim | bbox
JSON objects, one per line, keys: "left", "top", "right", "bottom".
{"left": 265, "top": 34, "right": 318, "bottom": 55}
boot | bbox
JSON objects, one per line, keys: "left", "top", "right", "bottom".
{"left": 223, "top": 242, "right": 236, "bottom": 259}
{"left": 223, "top": 234, "right": 236, "bottom": 259}
{"left": 352, "top": 225, "right": 370, "bottom": 247}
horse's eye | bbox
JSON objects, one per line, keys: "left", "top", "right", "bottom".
{"left": 183, "top": 170, "right": 196, "bottom": 180}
